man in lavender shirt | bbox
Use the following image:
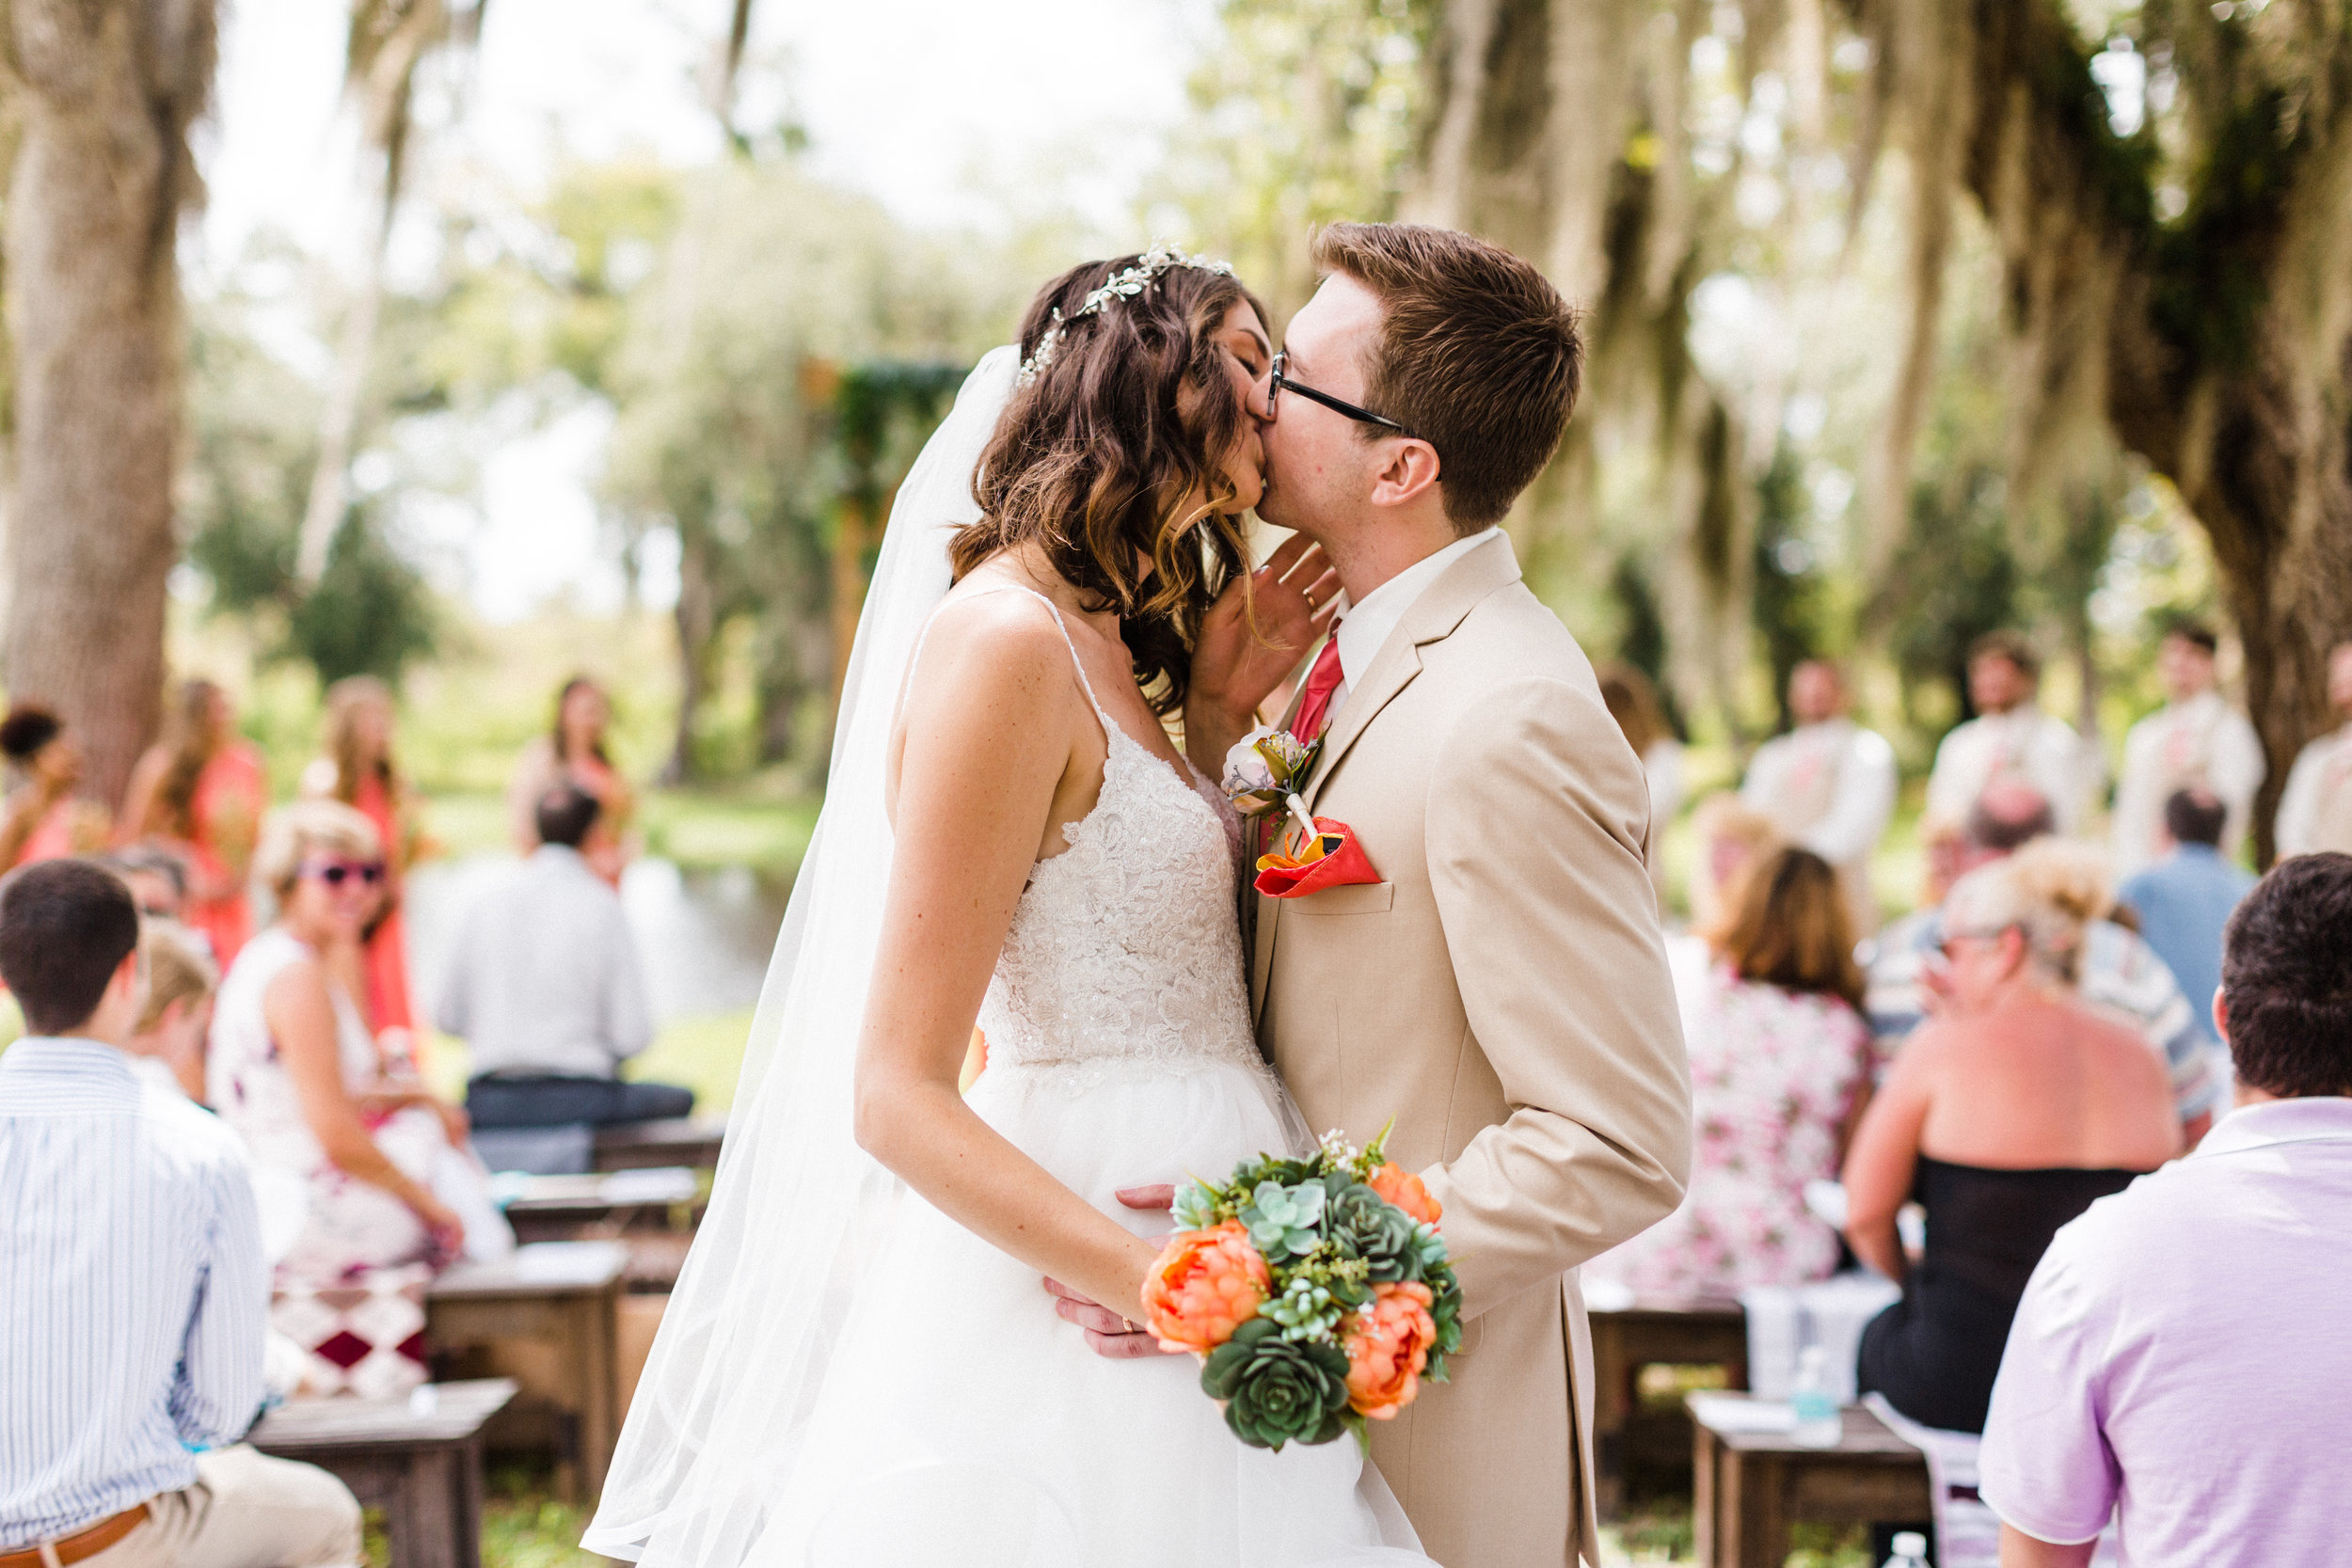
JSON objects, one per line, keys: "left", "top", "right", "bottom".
{"left": 1979, "top": 852, "right": 2352, "bottom": 1567}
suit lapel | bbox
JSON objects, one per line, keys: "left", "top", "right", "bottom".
{"left": 1249, "top": 533, "right": 1523, "bottom": 1026}
{"left": 1303, "top": 531, "right": 1522, "bottom": 813}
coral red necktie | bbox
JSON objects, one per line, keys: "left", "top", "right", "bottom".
{"left": 1291, "top": 629, "right": 1346, "bottom": 741}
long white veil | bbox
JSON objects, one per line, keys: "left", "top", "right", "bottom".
{"left": 582, "top": 347, "right": 1019, "bottom": 1566}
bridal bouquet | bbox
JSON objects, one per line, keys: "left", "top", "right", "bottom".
{"left": 1140, "top": 1127, "right": 1463, "bottom": 1450}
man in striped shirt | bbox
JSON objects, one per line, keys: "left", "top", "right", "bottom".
{"left": 0, "top": 860, "right": 359, "bottom": 1568}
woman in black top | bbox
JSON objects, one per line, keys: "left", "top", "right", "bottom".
{"left": 1845, "top": 841, "right": 2181, "bottom": 1433}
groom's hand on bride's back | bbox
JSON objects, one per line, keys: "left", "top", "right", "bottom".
{"left": 1044, "top": 1184, "right": 1180, "bottom": 1359}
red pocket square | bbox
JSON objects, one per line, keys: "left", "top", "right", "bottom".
{"left": 1254, "top": 817, "right": 1380, "bottom": 898}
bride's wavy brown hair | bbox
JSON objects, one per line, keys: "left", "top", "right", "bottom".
{"left": 952, "top": 255, "right": 1268, "bottom": 715}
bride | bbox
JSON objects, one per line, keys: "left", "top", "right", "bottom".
{"left": 582, "top": 248, "right": 1435, "bottom": 1567}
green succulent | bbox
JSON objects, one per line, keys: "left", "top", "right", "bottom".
{"left": 1200, "top": 1318, "right": 1354, "bottom": 1450}
{"left": 1170, "top": 1180, "right": 1226, "bottom": 1231}
{"left": 1239, "top": 1178, "right": 1327, "bottom": 1259}
{"left": 1326, "top": 1180, "right": 1424, "bottom": 1283}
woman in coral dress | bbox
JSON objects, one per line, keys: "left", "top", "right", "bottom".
{"left": 507, "top": 675, "right": 634, "bottom": 884}
{"left": 122, "top": 679, "right": 269, "bottom": 965}
{"left": 0, "top": 705, "right": 109, "bottom": 870}
{"left": 301, "top": 675, "right": 423, "bottom": 1038}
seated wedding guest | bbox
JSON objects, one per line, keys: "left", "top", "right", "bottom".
{"left": 101, "top": 843, "right": 192, "bottom": 926}
{"left": 2117, "top": 786, "right": 2254, "bottom": 1047}
{"left": 1590, "top": 847, "right": 1871, "bottom": 1296}
{"left": 0, "top": 859, "right": 361, "bottom": 1568}
{"left": 443, "top": 784, "right": 690, "bottom": 1131}
{"left": 119, "top": 679, "right": 268, "bottom": 966}
{"left": 1845, "top": 853, "right": 2181, "bottom": 1434}
{"left": 1687, "top": 792, "right": 1781, "bottom": 935}
{"left": 210, "top": 801, "right": 492, "bottom": 1396}
{"left": 1866, "top": 781, "right": 2217, "bottom": 1139}
{"left": 1598, "top": 663, "right": 1682, "bottom": 899}
{"left": 1981, "top": 853, "right": 2352, "bottom": 1568}
{"left": 2272, "top": 639, "right": 2352, "bottom": 857}
{"left": 122, "top": 921, "right": 218, "bottom": 1103}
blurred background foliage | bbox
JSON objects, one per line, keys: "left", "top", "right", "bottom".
{"left": 144, "top": 0, "right": 2302, "bottom": 889}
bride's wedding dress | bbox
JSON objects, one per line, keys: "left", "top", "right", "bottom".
{"left": 749, "top": 590, "right": 1424, "bottom": 1566}
{"left": 583, "top": 349, "right": 1428, "bottom": 1568}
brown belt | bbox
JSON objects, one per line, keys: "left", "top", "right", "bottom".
{"left": 0, "top": 1504, "right": 151, "bottom": 1568}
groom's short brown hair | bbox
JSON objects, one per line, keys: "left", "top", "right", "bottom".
{"left": 1311, "top": 222, "right": 1582, "bottom": 531}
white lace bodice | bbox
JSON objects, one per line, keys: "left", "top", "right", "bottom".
{"left": 932, "top": 589, "right": 1267, "bottom": 1090}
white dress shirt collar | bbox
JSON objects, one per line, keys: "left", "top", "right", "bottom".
{"left": 1331, "top": 527, "right": 1502, "bottom": 696}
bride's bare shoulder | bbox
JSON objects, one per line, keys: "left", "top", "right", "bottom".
{"left": 902, "top": 585, "right": 1081, "bottom": 724}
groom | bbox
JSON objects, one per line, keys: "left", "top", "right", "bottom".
{"left": 1073, "top": 224, "right": 1692, "bottom": 1567}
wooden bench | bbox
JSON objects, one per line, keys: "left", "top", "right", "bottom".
{"left": 1687, "top": 1391, "right": 1932, "bottom": 1568}
{"left": 593, "top": 1117, "right": 725, "bottom": 1172}
{"left": 499, "top": 1168, "right": 705, "bottom": 1245}
{"left": 426, "top": 1242, "right": 625, "bottom": 1501}
{"left": 248, "top": 1379, "right": 516, "bottom": 1568}
{"left": 1588, "top": 1292, "right": 1747, "bottom": 1515}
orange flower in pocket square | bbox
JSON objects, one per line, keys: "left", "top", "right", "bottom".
{"left": 1253, "top": 816, "right": 1380, "bottom": 899}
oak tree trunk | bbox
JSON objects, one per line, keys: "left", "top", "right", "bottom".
{"left": 2, "top": 0, "right": 216, "bottom": 809}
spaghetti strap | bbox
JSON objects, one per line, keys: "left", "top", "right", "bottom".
{"left": 916, "top": 583, "right": 1117, "bottom": 730}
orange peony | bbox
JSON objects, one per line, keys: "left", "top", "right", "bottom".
{"left": 1367, "top": 1162, "right": 1441, "bottom": 1227}
{"left": 1343, "top": 1281, "right": 1438, "bottom": 1419}
{"left": 1141, "top": 1220, "right": 1272, "bottom": 1354}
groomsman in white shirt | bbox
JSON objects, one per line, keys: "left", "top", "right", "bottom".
{"left": 2275, "top": 640, "right": 2352, "bottom": 858}
{"left": 1740, "top": 658, "right": 1896, "bottom": 933}
{"left": 2110, "top": 619, "right": 2265, "bottom": 878}
{"left": 1925, "top": 630, "right": 2094, "bottom": 833}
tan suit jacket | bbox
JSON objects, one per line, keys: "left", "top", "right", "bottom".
{"left": 1252, "top": 532, "right": 1691, "bottom": 1568}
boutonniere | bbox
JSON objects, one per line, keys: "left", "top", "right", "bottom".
{"left": 1221, "top": 726, "right": 1381, "bottom": 899}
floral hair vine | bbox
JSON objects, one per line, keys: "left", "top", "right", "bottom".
{"left": 1014, "top": 242, "right": 1237, "bottom": 388}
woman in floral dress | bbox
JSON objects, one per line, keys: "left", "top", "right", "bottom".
{"left": 1592, "top": 847, "right": 1871, "bottom": 1297}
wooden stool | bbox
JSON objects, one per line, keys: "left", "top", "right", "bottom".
{"left": 426, "top": 1242, "right": 626, "bottom": 1501}
{"left": 1688, "top": 1391, "right": 1932, "bottom": 1568}
{"left": 1588, "top": 1293, "right": 1747, "bottom": 1515}
{"left": 248, "top": 1379, "right": 516, "bottom": 1568}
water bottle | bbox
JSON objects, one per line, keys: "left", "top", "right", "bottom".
{"left": 1881, "top": 1529, "right": 1931, "bottom": 1568}
{"left": 1788, "top": 1343, "right": 1842, "bottom": 1449}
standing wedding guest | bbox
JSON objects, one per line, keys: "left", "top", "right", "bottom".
{"left": 299, "top": 676, "right": 420, "bottom": 1037}
{"left": 1591, "top": 847, "right": 1871, "bottom": 1297}
{"left": 0, "top": 859, "right": 363, "bottom": 1568}
{"left": 121, "top": 679, "right": 269, "bottom": 966}
{"left": 507, "top": 674, "right": 633, "bottom": 883}
{"left": 209, "top": 802, "right": 480, "bottom": 1396}
{"left": 2109, "top": 619, "right": 2265, "bottom": 876}
{"left": 1846, "top": 853, "right": 2180, "bottom": 1435}
{"left": 1981, "top": 853, "right": 2352, "bottom": 1568}
{"left": 1866, "top": 784, "right": 2218, "bottom": 1140}
{"left": 2117, "top": 787, "right": 2255, "bottom": 1047}
{"left": 1924, "top": 631, "right": 2093, "bottom": 833}
{"left": 1740, "top": 658, "right": 1897, "bottom": 934}
{"left": 442, "top": 784, "right": 689, "bottom": 1132}
{"left": 122, "top": 922, "right": 219, "bottom": 1104}
{"left": 1598, "top": 663, "right": 1683, "bottom": 899}
{"left": 0, "top": 705, "right": 107, "bottom": 871}
{"left": 2273, "top": 639, "right": 2352, "bottom": 858}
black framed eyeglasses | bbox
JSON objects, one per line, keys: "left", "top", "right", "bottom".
{"left": 1268, "top": 353, "right": 1419, "bottom": 439}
